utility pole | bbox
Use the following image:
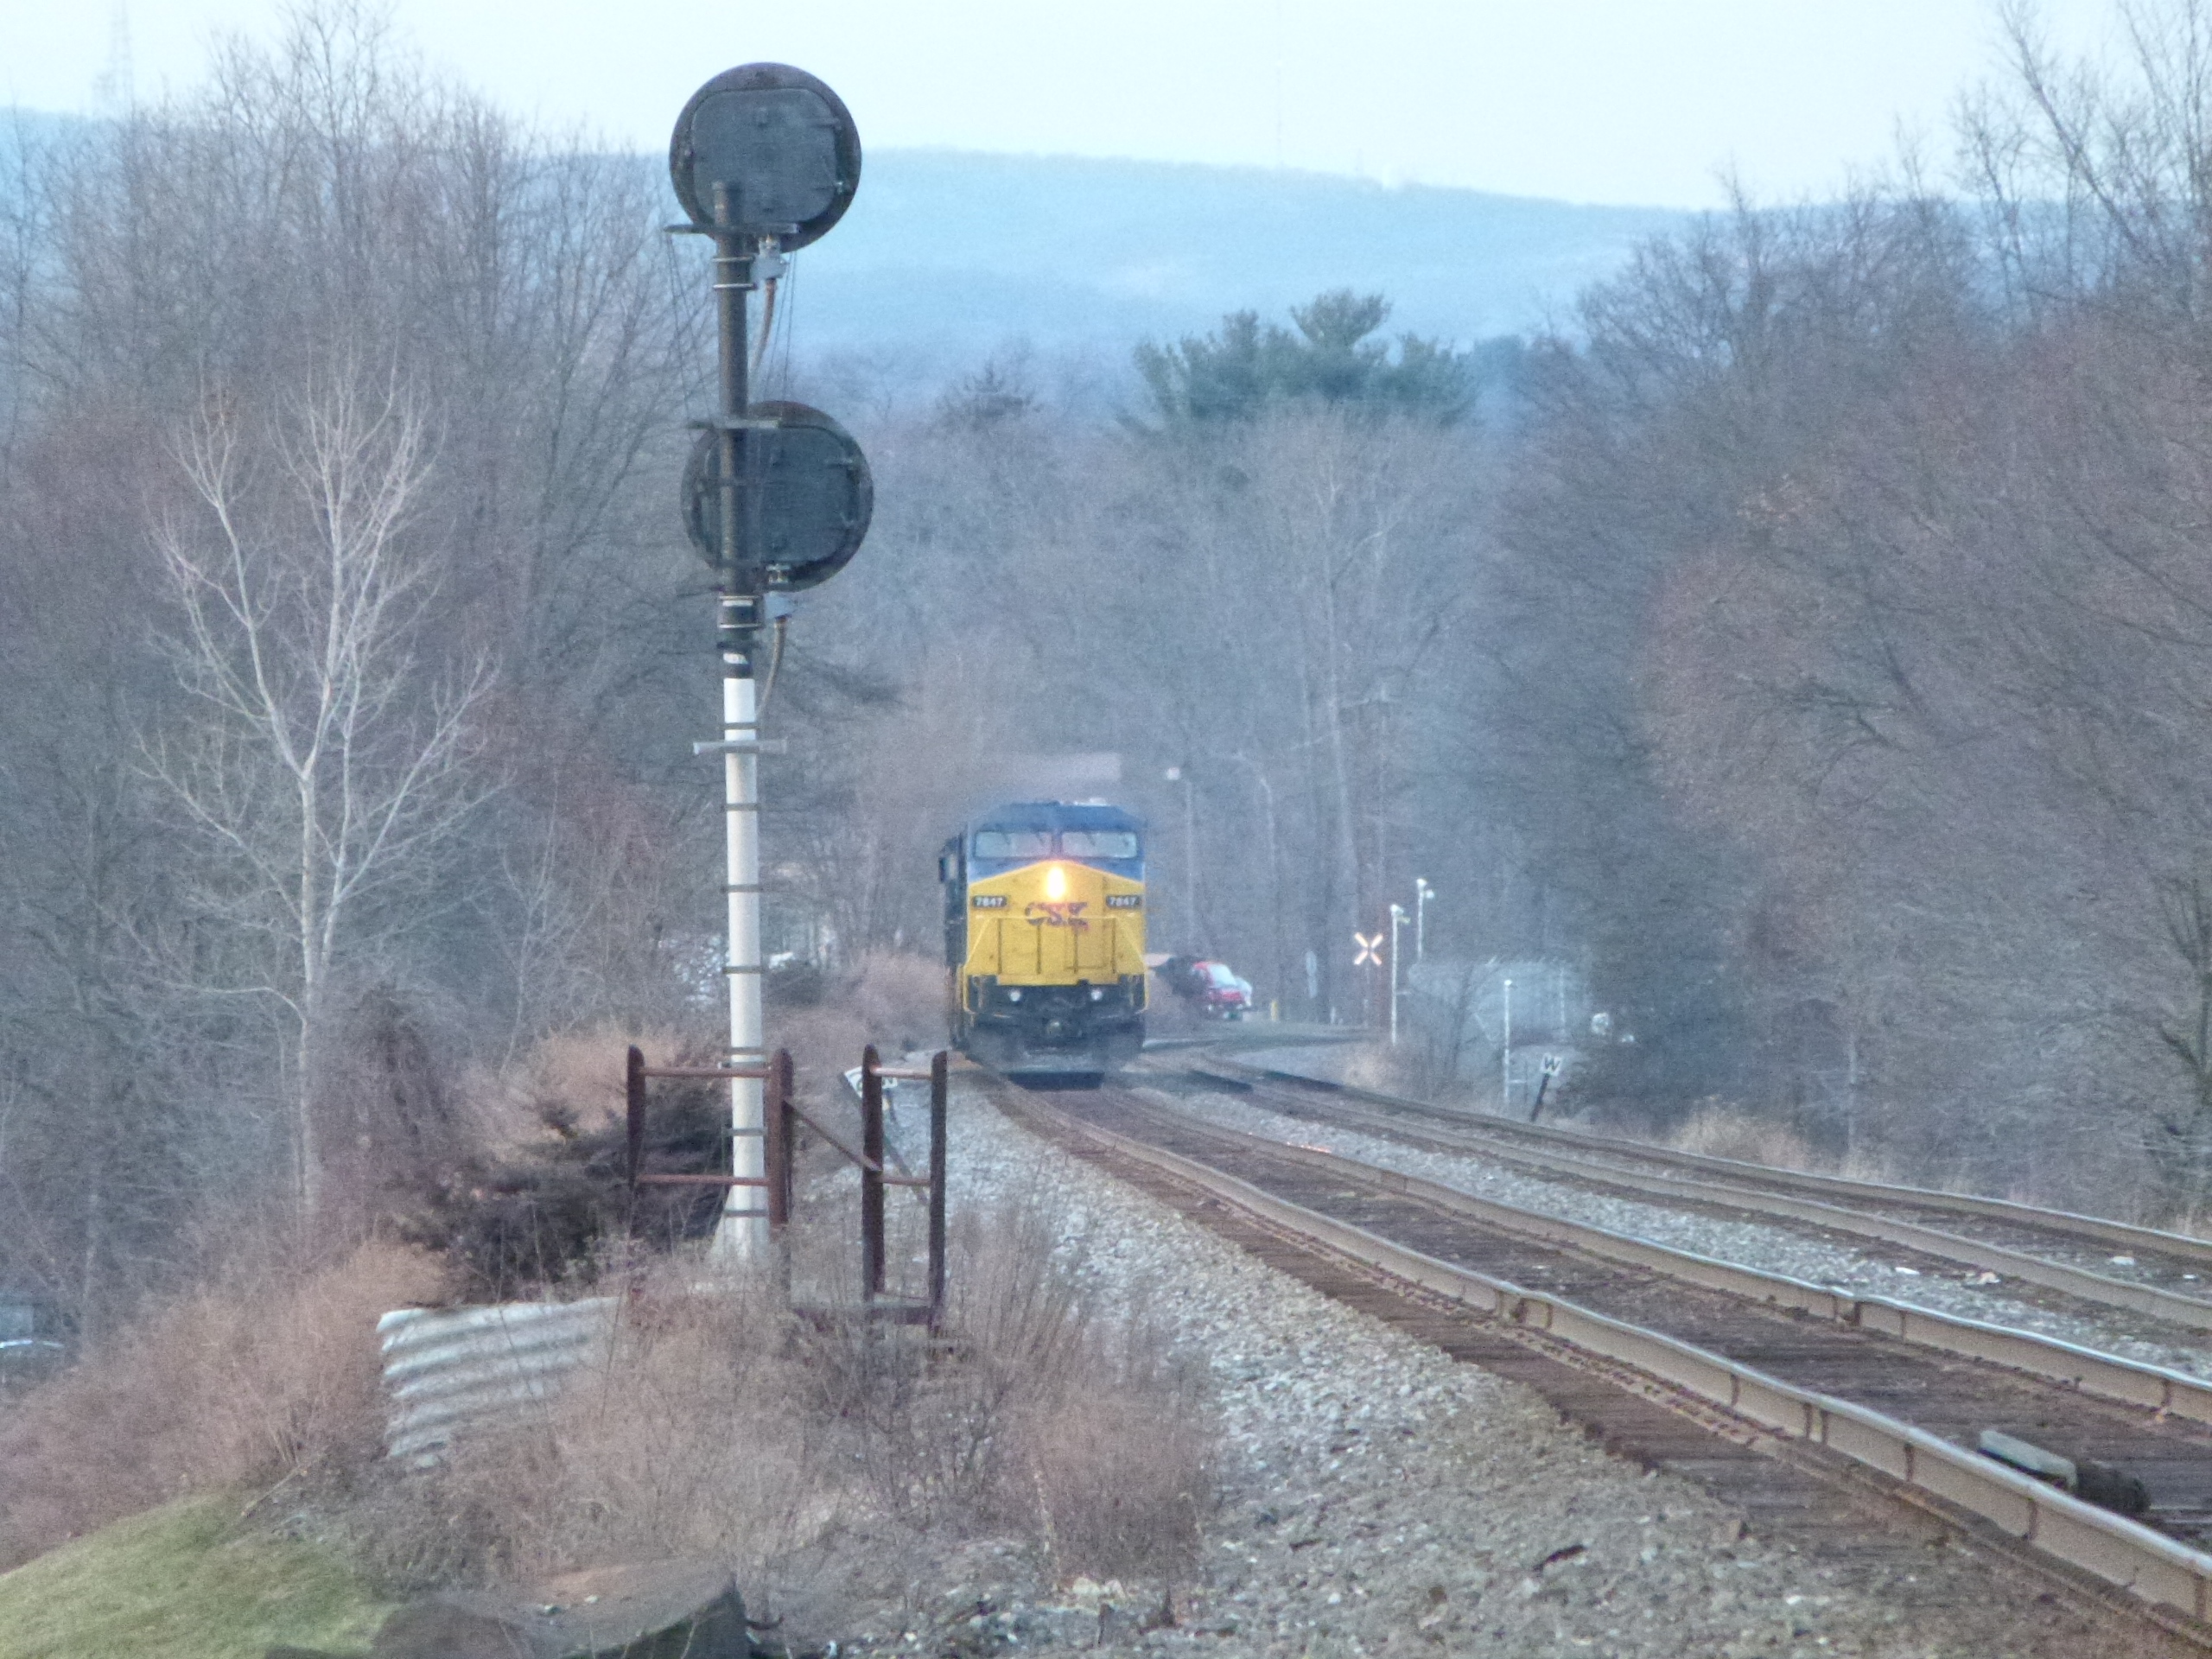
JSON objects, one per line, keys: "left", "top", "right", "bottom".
{"left": 1388, "top": 902, "right": 1407, "bottom": 1045}
{"left": 1414, "top": 877, "right": 1433, "bottom": 963}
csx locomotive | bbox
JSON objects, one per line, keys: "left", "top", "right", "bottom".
{"left": 940, "top": 802, "right": 1147, "bottom": 1073}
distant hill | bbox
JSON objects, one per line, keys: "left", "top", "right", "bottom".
{"left": 0, "top": 106, "right": 86, "bottom": 165}
{"left": 0, "top": 112, "right": 1692, "bottom": 386}
{"left": 796, "top": 150, "right": 1690, "bottom": 377}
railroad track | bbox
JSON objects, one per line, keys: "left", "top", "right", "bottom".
{"left": 979, "top": 1071, "right": 2212, "bottom": 1649}
{"left": 1165, "top": 1052, "right": 2212, "bottom": 1338}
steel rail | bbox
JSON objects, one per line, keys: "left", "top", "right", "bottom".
{"left": 1204, "top": 1052, "right": 2212, "bottom": 1264}
{"left": 1133, "top": 1087, "right": 2212, "bottom": 1425}
{"left": 991, "top": 1079, "right": 2212, "bottom": 1632}
{"left": 1185, "top": 1056, "right": 2212, "bottom": 1332}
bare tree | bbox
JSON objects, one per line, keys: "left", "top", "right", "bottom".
{"left": 144, "top": 372, "right": 491, "bottom": 1215}
{"left": 0, "top": 4, "right": 699, "bottom": 1312}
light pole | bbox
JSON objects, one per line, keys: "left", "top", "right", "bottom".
{"left": 1414, "top": 877, "right": 1433, "bottom": 963}
{"left": 1501, "top": 975, "right": 1513, "bottom": 1113}
{"left": 1165, "top": 765, "right": 1197, "bottom": 949}
{"left": 1227, "top": 753, "right": 1287, "bottom": 1013}
{"left": 1388, "top": 903, "right": 1407, "bottom": 1044}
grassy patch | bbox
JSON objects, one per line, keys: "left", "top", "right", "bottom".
{"left": 0, "top": 1495, "right": 394, "bottom": 1659}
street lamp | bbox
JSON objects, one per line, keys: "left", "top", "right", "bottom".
{"left": 1388, "top": 902, "right": 1408, "bottom": 1045}
{"left": 1414, "top": 877, "right": 1433, "bottom": 962}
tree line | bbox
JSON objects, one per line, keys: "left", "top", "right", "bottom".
{"left": 14, "top": 2, "right": 2212, "bottom": 1337}
{"left": 774, "top": 0, "right": 2212, "bottom": 1223}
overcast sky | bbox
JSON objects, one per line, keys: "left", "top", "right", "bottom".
{"left": 0, "top": 1, "right": 2133, "bottom": 207}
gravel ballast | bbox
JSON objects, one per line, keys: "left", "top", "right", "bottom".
{"left": 823, "top": 1081, "right": 2166, "bottom": 1658}
{"left": 1151, "top": 1078, "right": 2212, "bottom": 1383}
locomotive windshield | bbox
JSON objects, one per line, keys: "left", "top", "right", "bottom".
{"left": 970, "top": 829, "right": 1136, "bottom": 861}
{"left": 1058, "top": 830, "right": 1138, "bottom": 859}
{"left": 972, "top": 829, "right": 1052, "bottom": 860}
{"left": 963, "top": 803, "right": 1146, "bottom": 879}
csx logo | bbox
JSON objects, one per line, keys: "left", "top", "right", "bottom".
{"left": 1025, "top": 901, "right": 1089, "bottom": 930}
{"left": 971, "top": 894, "right": 1007, "bottom": 908}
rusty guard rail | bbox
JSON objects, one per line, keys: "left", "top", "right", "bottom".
{"left": 626, "top": 1047, "right": 788, "bottom": 1224}
{"left": 623, "top": 1043, "right": 949, "bottom": 1325}
{"left": 849, "top": 1046, "right": 950, "bottom": 1323}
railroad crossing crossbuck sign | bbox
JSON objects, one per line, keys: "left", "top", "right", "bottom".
{"left": 1353, "top": 931, "right": 1384, "bottom": 967}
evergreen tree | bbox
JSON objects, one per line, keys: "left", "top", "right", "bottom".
{"left": 1134, "top": 289, "right": 1472, "bottom": 427}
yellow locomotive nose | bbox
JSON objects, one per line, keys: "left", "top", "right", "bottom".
{"left": 942, "top": 804, "right": 1148, "bottom": 1073}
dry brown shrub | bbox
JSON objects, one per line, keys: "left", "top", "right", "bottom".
{"left": 1346, "top": 1040, "right": 1489, "bottom": 1111}
{"left": 842, "top": 952, "right": 946, "bottom": 1050}
{"left": 772, "top": 999, "right": 872, "bottom": 1113}
{"left": 795, "top": 1200, "right": 1098, "bottom": 1529}
{"left": 772, "top": 950, "right": 949, "bottom": 1118}
{"left": 916, "top": 1200, "right": 1211, "bottom": 1583}
{"left": 0, "top": 1235, "right": 444, "bottom": 1569}
{"left": 1019, "top": 1376, "right": 1211, "bottom": 1585}
{"left": 1337, "top": 1043, "right": 1402, "bottom": 1096}
{"left": 371, "top": 1264, "right": 830, "bottom": 1591}
{"left": 1660, "top": 1103, "right": 1895, "bottom": 1180}
{"left": 368, "top": 1193, "right": 1211, "bottom": 1625}
{"left": 454, "top": 1023, "right": 704, "bottom": 1159}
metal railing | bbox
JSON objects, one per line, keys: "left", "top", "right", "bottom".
{"left": 853, "top": 1046, "right": 950, "bottom": 1322}
{"left": 381, "top": 1046, "right": 954, "bottom": 1458}
{"left": 625, "top": 1047, "right": 786, "bottom": 1222}
{"left": 624, "top": 1042, "right": 949, "bottom": 1326}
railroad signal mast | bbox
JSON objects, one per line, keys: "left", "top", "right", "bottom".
{"left": 668, "top": 66, "right": 872, "bottom": 1262}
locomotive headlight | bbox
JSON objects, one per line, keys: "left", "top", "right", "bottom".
{"left": 1045, "top": 864, "right": 1068, "bottom": 900}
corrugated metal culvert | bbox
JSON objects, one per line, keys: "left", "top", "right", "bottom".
{"left": 378, "top": 1297, "right": 616, "bottom": 1461}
